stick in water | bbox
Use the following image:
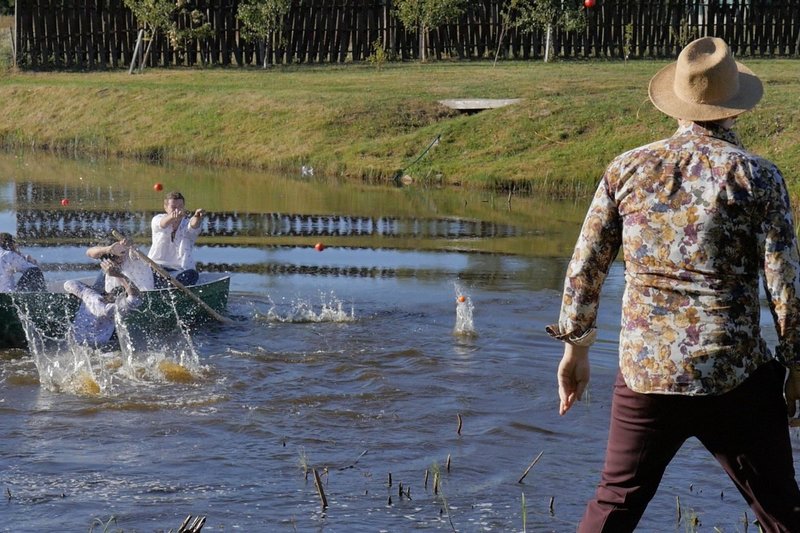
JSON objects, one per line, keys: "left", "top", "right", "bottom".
{"left": 518, "top": 450, "right": 545, "bottom": 484}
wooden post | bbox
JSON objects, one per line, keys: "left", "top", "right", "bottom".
{"left": 128, "top": 28, "right": 143, "bottom": 74}
{"left": 12, "top": 0, "right": 17, "bottom": 67}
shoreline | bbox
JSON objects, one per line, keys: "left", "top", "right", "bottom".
{"left": 1, "top": 61, "right": 798, "bottom": 198}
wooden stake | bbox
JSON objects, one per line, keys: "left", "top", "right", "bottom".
{"left": 313, "top": 468, "right": 328, "bottom": 509}
{"left": 518, "top": 450, "right": 544, "bottom": 483}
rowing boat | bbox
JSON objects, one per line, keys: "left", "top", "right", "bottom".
{"left": 0, "top": 273, "right": 231, "bottom": 349}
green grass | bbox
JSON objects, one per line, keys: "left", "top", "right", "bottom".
{"left": 1, "top": 59, "right": 799, "bottom": 197}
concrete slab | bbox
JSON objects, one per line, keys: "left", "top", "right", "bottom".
{"left": 438, "top": 98, "right": 522, "bottom": 111}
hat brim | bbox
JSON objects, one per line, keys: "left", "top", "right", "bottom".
{"left": 648, "top": 61, "right": 763, "bottom": 121}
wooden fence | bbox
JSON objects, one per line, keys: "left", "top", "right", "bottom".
{"left": 12, "top": 1, "right": 800, "bottom": 69}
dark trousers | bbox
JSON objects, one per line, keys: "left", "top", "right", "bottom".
{"left": 580, "top": 360, "right": 800, "bottom": 533}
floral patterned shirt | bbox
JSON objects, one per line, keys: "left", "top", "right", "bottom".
{"left": 548, "top": 121, "right": 800, "bottom": 395}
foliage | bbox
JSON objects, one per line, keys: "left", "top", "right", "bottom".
{"left": 394, "top": 0, "right": 466, "bottom": 61}
{"left": 123, "top": 0, "right": 213, "bottom": 52}
{"left": 169, "top": 1, "right": 213, "bottom": 50}
{"left": 123, "top": 0, "right": 173, "bottom": 34}
{"left": 623, "top": 22, "right": 634, "bottom": 61}
{"left": 496, "top": 0, "right": 586, "bottom": 62}
{"left": 670, "top": 16, "right": 697, "bottom": 49}
{"left": 514, "top": 0, "right": 587, "bottom": 33}
{"left": 0, "top": 0, "right": 11, "bottom": 16}
{"left": 367, "top": 38, "right": 389, "bottom": 70}
{"left": 394, "top": 0, "right": 466, "bottom": 32}
{"left": 237, "top": 0, "right": 291, "bottom": 43}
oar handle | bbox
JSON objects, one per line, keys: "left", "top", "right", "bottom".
{"left": 111, "top": 230, "right": 232, "bottom": 324}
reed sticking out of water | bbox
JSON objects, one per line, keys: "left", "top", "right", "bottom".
{"left": 424, "top": 469, "right": 429, "bottom": 489}
{"left": 177, "top": 514, "right": 206, "bottom": 532}
{"left": 312, "top": 468, "right": 328, "bottom": 509}
{"left": 446, "top": 454, "right": 451, "bottom": 472}
{"left": 549, "top": 496, "right": 555, "bottom": 515}
{"left": 298, "top": 449, "right": 309, "bottom": 480}
{"left": 521, "top": 492, "right": 527, "bottom": 533}
{"left": 387, "top": 472, "right": 392, "bottom": 487}
{"left": 518, "top": 450, "right": 544, "bottom": 483}
{"left": 338, "top": 449, "right": 368, "bottom": 470}
{"left": 456, "top": 413, "right": 463, "bottom": 436}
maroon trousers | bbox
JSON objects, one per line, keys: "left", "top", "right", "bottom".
{"left": 579, "top": 361, "right": 800, "bottom": 533}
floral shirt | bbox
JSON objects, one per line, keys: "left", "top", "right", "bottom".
{"left": 548, "top": 121, "right": 800, "bottom": 395}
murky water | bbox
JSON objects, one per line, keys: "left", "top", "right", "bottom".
{"left": 0, "top": 152, "right": 795, "bottom": 532}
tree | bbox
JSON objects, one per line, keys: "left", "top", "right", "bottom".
{"left": 123, "top": 0, "right": 174, "bottom": 71}
{"left": 124, "top": 0, "right": 213, "bottom": 70}
{"left": 237, "top": 0, "right": 292, "bottom": 68}
{"left": 514, "top": 0, "right": 586, "bottom": 62}
{"left": 394, "top": 0, "right": 466, "bottom": 62}
{"left": 0, "top": 0, "right": 13, "bottom": 16}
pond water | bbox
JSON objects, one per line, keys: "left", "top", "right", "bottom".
{"left": 0, "top": 151, "right": 795, "bottom": 532}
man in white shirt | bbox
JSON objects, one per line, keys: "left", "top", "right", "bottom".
{"left": 64, "top": 259, "right": 141, "bottom": 350}
{"left": 0, "top": 232, "right": 45, "bottom": 292}
{"left": 87, "top": 236, "right": 155, "bottom": 293}
{"left": 147, "top": 191, "right": 205, "bottom": 288}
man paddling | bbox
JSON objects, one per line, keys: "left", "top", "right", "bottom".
{"left": 148, "top": 191, "right": 205, "bottom": 288}
{"left": 87, "top": 236, "right": 154, "bottom": 293}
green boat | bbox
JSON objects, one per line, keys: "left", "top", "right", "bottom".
{"left": 0, "top": 273, "right": 231, "bottom": 349}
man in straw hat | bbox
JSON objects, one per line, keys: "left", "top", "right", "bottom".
{"left": 547, "top": 37, "right": 800, "bottom": 530}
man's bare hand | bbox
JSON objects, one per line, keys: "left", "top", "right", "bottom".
{"left": 557, "top": 344, "right": 591, "bottom": 416}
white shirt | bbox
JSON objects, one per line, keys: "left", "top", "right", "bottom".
{"left": 104, "top": 250, "right": 154, "bottom": 292}
{"left": 64, "top": 280, "right": 141, "bottom": 346}
{"left": 147, "top": 215, "right": 201, "bottom": 270}
{"left": 0, "top": 249, "right": 38, "bottom": 292}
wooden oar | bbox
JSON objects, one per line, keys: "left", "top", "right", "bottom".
{"left": 111, "top": 230, "right": 233, "bottom": 324}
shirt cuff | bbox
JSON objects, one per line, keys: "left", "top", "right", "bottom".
{"left": 545, "top": 324, "right": 597, "bottom": 347}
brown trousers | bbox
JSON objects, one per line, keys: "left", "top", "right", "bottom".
{"left": 579, "top": 360, "right": 800, "bottom": 533}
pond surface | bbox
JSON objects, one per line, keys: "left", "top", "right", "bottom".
{"left": 0, "top": 151, "right": 794, "bottom": 532}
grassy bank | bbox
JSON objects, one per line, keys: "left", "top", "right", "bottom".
{"left": 1, "top": 59, "right": 799, "bottom": 196}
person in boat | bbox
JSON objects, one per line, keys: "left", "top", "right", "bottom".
{"left": 0, "top": 232, "right": 46, "bottom": 292}
{"left": 64, "top": 259, "right": 141, "bottom": 350}
{"left": 148, "top": 191, "right": 205, "bottom": 289}
{"left": 548, "top": 37, "right": 800, "bottom": 531}
{"left": 86, "top": 236, "right": 155, "bottom": 293}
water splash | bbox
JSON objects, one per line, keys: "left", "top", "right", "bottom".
{"left": 453, "top": 283, "right": 476, "bottom": 337}
{"left": 255, "top": 291, "right": 355, "bottom": 324}
{"left": 14, "top": 292, "right": 203, "bottom": 395}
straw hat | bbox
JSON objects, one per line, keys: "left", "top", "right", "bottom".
{"left": 648, "top": 37, "right": 763, "bottom": 121}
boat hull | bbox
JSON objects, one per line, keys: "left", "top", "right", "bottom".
{"left": 0, "top": 274, "right": 230, "bottom": 349}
